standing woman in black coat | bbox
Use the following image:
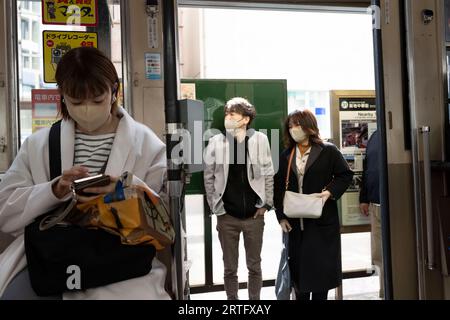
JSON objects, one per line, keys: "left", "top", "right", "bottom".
{"left": 274, "top": 109, "right": 353, "bottom": 300}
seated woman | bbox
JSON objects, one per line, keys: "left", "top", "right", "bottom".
{"left": 0, "top": 47, "right": 170, "bottom": 300}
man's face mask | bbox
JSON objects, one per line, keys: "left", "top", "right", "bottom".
{"left": 224, "top": 113, "right": 248, "bottom": 131}
{"left": 224, "top": 118, "right": 244, "bottom": 130}
{"left": 65, "top": 91, "right": 116, "bottom": 133}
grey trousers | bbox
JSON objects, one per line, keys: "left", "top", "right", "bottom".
{"left": 0, "top": 268, "right": 62, "bottom": 300}
{"left": 216, "top": 213, "right": 264, "bottom": 300}
{"left": 370, "top": 203, "right": 384, "bottom": 299}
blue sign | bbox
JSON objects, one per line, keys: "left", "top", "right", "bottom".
{"left": 315, "top": 107, "right": 326, "bottom": 115}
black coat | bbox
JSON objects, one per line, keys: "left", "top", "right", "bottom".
{"left": 274, "top": 142, "right": 353, "bottom": 293}
{"left": 359, "top": 130, "right": 380, "bottom": 204}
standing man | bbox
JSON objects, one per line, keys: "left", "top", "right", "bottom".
{"left": 204, "top": 97, "right": 274, "bottom": 300}
{"left": 359, "top": 129, "right": 384, "bottom": 299}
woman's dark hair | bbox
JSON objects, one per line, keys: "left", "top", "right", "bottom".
{"left": 55, "top": 47, "right": 120, "bottom": 120}
{"left": 224, "top": 97, "right": 256, "bottom": 127}
{"left": 283, "top": 109, "right": 323, "bottom": 149}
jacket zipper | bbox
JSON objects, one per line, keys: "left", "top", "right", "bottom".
{"left": 243, "top": 138, "right": 248, "bottom": 218}
{"left": 242, "top": 166, "right": 247, "bottom": 218}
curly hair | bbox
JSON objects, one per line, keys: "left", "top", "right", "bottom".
{"left": 223, "top": 97, "right": 256, "bottom": 127}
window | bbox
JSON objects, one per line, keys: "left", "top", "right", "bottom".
{"left": 288, "top": 90, "right": 331, "bottom": 139}
{"left": 21, "top": 84, "right": 34, "bottom": 97}
{"left": 22, "top": 50, "right": 31, "bottom": 69}
{"left": 21, "top": 19, "right": 29, "bottom": 40}
{"left": 32, "top": 56, "right": 39, "bottom": 70}
{"left": 23, "top": 56, "right": 30, "bottom": 69}
{"left": 32, "top": 21, "right": 39, "bottom": 43}
{"left": 32, "top": 2, "right": 41, "bottom": 13}
{"left": 21, "top": 1, "right": 31, "bottom": 11}
{"left": 16, "top": 0, "right": 124, "bottom": 144}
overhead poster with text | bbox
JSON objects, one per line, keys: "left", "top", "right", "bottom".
{"left": 43, "top": 30, "right": 97, "bottom": 83}
{"left": 42, "top": 0, "right": 98, "bottom": 26}
{"left": 31, "top": 89, "right": 61, "bottom": 132}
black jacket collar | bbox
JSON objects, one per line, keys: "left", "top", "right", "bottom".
{"left": 286, "top": 142, "right": 324, "bottom": 177}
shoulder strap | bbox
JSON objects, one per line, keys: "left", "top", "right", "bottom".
{"left": 49, "top": 120, "right": 62, "bottom": 180}
{"left": 285, "top": 147, "right": 295, "bottom": 191}
{"left": 40, "top": 120, "right": 79, "bottom": 231}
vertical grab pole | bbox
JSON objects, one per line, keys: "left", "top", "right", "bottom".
{"left": 162, "top": 0, "right": 188, "bottom": 300}
{"left": 419, "top": 126, "right": 435, "bottom": 271}
{"left": 371, "top": 0, "right": 393, "bottom": 300}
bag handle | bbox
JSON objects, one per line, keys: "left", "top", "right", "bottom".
{"left": 39, "top": 120, "right": 78, "bottom": 231}
{"left": 39, "top": 193, "right": 77, "bottom": 230}
{"left": 285, "top": 148, "right": 296, "bottom": 191}
{"left": 41, "top": 119, "right": 111, "bottom": 231}
{"left": 285, "top": 146, "right": 333, "bottom": 194}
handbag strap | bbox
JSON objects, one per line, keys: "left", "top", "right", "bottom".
{"left": 49, "top": 120, "right": 62, "bottom": 180}
{"left": 284, "top": 145, "right": 332, "bottom": 207}
{"left": 39, "top": 120, "right": 77, "bottom": 231}
{"left": 49, "top": 120, "right": 109, "bottom": 175}
{"left": 285, "top": 147, "right": 296, "bottom": 191}
{"left": 285, "top": 146, "right": 332, "bottom": 191}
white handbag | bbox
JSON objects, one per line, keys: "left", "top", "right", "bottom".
{"left": 283, "top": 191, "right": 324, "bottom": 219}
{"left": 282, "top": 148, "right": 324, "bottom": 219}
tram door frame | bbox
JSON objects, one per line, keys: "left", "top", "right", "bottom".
{"left": 177, "top": 0, "right": 388, "bottom": 298}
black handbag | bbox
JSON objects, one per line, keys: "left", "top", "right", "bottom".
{"left": 24, "top": 121, "right": 156, "bottom": 296}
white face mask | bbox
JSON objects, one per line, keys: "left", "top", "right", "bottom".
{"left": 289, "top": 126, "right": 308, "bottom": 143}
{"left": 224, "top": 118, "right": 244, "bottom": 130}
{"left": 66, "top": 96, "right": 113, "bottom": 133}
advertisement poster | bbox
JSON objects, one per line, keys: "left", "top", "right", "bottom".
{"left": 43, "top": 31, "right": 97, "bottom": 83}
{"left": 31, "top": 89, "right": 61, "bottom": 133}
{"left": 340, "top": 192, "right": 370, "bottom": 226}
{"left": 339, "top": 97, "right": 377, "bottom": 154}
{"left": 145, "top": 53, "right": 162, "bottom": 80}
{"left": 339, "top": 97, "right": 376, "bottom": 226}
{"left": 42, "top": 0, "right": 98, "bottom": 26}
{"left": 340, "top": 155, "right": 370, "bottom": 226}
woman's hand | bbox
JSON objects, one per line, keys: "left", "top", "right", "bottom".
{"left": 52, "top": 166, "right": 90, "bottom": 199}
{"left": 312, "top": 190, "right": 332, "bottom": 202}
{"left": 77, "top": 176, "right": 120, "bottom": 203}
{"left": 279, "top": 219, "right": 292, "bottom": 233}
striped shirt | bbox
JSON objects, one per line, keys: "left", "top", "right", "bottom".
{"left": 74, "top": 131, "right": 116, "bottom": 175}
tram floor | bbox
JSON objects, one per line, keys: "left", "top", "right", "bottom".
{"left": 190, "top": 275, "right": 382, "bottom": 300}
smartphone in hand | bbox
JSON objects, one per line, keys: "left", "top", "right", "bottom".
{"left": 73, "top": 174, "right": 111, "bottom": 197}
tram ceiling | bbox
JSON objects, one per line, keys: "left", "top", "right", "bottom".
{"left": 178, "top": 0, "right": 371, "bottom": 10}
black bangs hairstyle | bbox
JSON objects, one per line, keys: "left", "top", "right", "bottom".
{"left": 223, "top": 97, "right": 256, "bottom": 127}
{"left": 55, "top": 47, "right": 120, "bottom": 120}
{"left": 283, "top": 109, "right": 323, "bottom": 149}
